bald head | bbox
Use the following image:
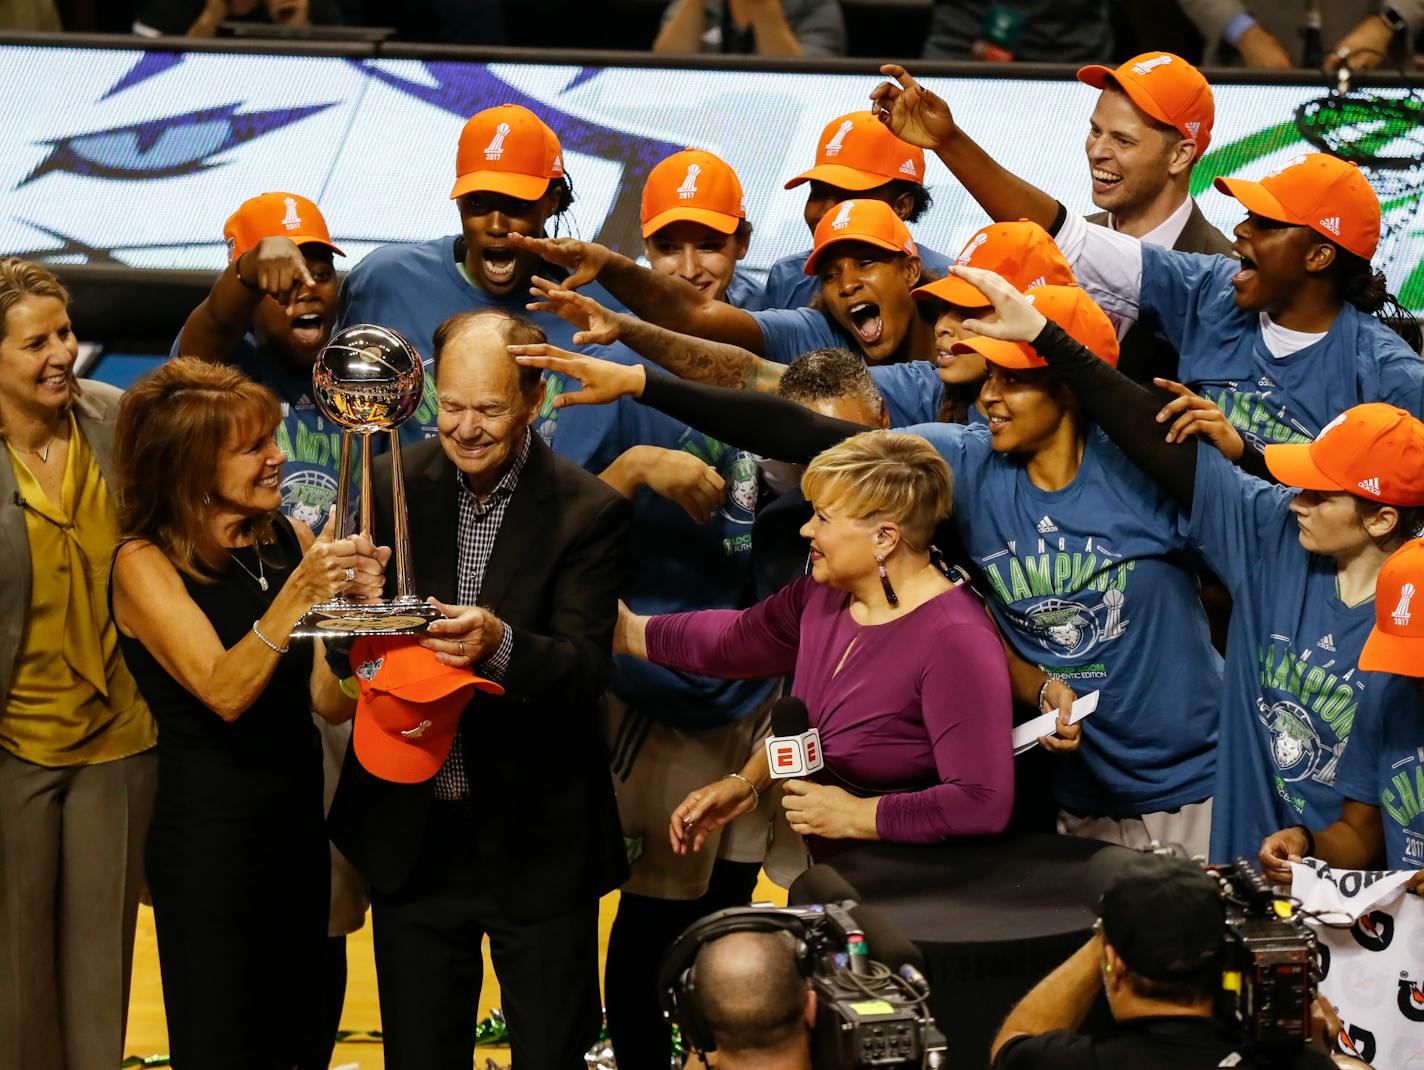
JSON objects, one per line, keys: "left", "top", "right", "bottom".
{"left": 693, "top": 931, "right": 810, "bottom": 1054}
{"left": 432, "top": 308, "right": 544, "bottom": 395}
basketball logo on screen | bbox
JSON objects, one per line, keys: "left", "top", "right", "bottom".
{"left": 1393, "top": 583, "right": 1415, "bottom": 626}
{"left": 824, "top": 119, "right": 853, "bottom": 157}
{"left": 484, "top": 122, "right": 511, "bottom": 160}
{"left": 677, "top": 163, "right": 700, "bottom": 200}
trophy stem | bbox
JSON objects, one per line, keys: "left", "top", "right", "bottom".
{"left": 359, "top": 434, "right": 374, "bottom": 539}
{"left": 388, "top": 429, "right": 414, "bottom": 600}
{"left": 334, "top": 434, "right": 354, "bottom": 539}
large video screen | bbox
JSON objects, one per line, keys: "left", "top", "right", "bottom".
{"left": 4, "top": 43, "right": 1424, "bottom": 306}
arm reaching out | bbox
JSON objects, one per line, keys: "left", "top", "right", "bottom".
{"left": 178, "top": 236, "right": 316, "bottom": 362}
{"left": 508, "top": 234, "right": 767, "bottom": 353}
{"left": 528, "top": 277, "right": 784, "bottom": 391}
{"left": 869, "top": 64, "right": 1060, "bottom": 230}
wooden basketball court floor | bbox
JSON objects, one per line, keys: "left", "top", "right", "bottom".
{"left": 124, "top": 876, "right": 787, "bottom": 1069}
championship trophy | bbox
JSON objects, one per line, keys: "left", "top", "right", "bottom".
{"left": 290, "top": 324, "right": 443, "bottom": 638}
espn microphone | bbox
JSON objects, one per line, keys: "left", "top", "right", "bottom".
{"left": 764, "top": 696, "right": 823, "bottom": 780}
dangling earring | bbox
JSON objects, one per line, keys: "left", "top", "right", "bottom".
{"left": 876, "top": 552, "right": 899, "bottom": 607}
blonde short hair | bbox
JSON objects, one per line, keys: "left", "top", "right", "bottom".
{"left": 800, "top": 431, "right": 952, "bottom": 550}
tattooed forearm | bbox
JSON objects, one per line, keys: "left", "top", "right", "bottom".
{"left": 617, "top": 314, "right": 784, "bottom": 393}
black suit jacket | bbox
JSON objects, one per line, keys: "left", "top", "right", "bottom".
{"left": 327, "top": 433, "right": 632, "bottom": 922}
{"left": 1086, "top": 199, "right": 1235, "bottom": 385}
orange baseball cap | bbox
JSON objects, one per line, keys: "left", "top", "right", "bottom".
{"left": 451, "top": 104, "right": 564, "bottom": 202}
{"left": 785, "top": 112, "right": 927, "bottom": 192}
{"left": 1359, "top": 539, "right": 1424, "bottom": 676}
{"left": 804, "top": 199, "right": 918, "bottom": 275}
{"left": 1264, "top": 404, "right": 1424, "bottom": 506}
{"left": 1214, "top": 153, "right": 1380, "bottom": 261}
{"left": 350, "top": 635, "right": 505, "bottom": 785}
{"left": 223, "top": 191, "right": 344, "bottom": 262}
{"left": 949, "top": 285, "right": 1120, "bottom": 369}
{"left": 1078, "top": 52, "right": 1215, "bottom": 153}
{"left": 913, "top": 221, "right": 1075, "bottom": 308}
{"left": 642, "top": 149, "right": 746, "bottom": 238}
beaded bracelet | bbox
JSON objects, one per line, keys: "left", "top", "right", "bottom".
{"left": 251, "top": 620, "right": 290, "bottom": 654}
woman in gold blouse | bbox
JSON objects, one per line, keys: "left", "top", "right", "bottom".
{"left": 0, "top": 258, "right": 157, "bottom": 1070}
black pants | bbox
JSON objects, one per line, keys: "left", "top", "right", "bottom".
{"left": 370, "top": 801, "right": 602, "bottom": 1070}
{"left": 604, "top": 859, "right": 762, "bottom": 1070}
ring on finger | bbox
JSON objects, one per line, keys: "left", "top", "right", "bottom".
{"left": 458, "top": 640, "right": 466, "bottom": 656}
{"left": 343, "top": 567, "right": 356, "bottom": 582}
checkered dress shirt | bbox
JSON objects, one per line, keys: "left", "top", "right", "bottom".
{"left": 430, "top": 430, "right": 529, "bottom": 801}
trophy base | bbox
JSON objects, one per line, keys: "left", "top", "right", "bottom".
{"left": 289, "top": 598, "right": 444, "bottom": 639}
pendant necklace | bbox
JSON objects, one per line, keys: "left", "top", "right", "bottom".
{"left": 12, "top": 435, "right": 54, "bottom": 464}
{"left": 231, "top": 548, "right": 269, "bottom": 592}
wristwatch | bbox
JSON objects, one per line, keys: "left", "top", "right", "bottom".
{"left": 1379, "top": 3, "right": 1408, "bottom": 35}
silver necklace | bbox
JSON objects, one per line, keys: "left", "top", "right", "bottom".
{"left": 231, "top": 548, "right": 269, "bottom": 592}
{"left": 12, "top": 435, "right": 55, "bottom": 463}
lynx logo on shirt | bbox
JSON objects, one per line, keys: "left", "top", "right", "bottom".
{"left": 1256, "top": 641, "right": 1359, "bottom": 791}
{"left": 274, "top": 421, "right": 342, "bottom": 531}
{"left": 979, "top": 537, "right": 1135, "bottom": 659}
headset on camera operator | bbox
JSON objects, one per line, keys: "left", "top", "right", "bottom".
{"left": 991, "top": 853, "right": 1355, "bottom": 1070}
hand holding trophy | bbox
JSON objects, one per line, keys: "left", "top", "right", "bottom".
{"left": 290, "top": 324, "right": 443, "bottom": 637}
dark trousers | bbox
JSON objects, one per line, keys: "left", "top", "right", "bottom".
{"left": 604, "top": 859, "right": 762, "bottom": 1070}
{"left": 370, "top": 801, "right": 602, "bottom": 1070}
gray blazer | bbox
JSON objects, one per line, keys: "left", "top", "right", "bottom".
{"left": 0, "top": 380, "right": 124, "bottom": 705}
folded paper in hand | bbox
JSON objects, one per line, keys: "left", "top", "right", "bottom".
{"left": 1011, "top": 691, "right": 1099, "bottom": 755}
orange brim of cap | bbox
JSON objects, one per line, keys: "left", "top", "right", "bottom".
{"left": 804, "top": 232, "right": 913, "bottom": 275}
{"left": 950, "top": 336, "right": 1041, "bottom": 369}
{"left": 1213, "top": 177, "right": 1296, "bottom": 226}
{"left": 288, "top": 233, "right": 345, "bottom": 258}
{"left": 386, "top": 672, "right": 504, "bottom": 703}
{"left": 450, "top": 170, "right": 552, "bottom": 202}
{"left": 1358, "top": 624, "right": 1423, "bottom": 675}
{"left": 642, "top": 206, "right": 742, "bottom": 239}
{"left": 784, "top": 163, "right": 892, "bottom": 192}
{"left": 352, "top": 694, "right": 463, "bottom": 784}
{"left": 912, "top": 275, "right": 993, "bottom": 309}
{"left": 1262, "top": 443, "right": 1346, "bottom": 492}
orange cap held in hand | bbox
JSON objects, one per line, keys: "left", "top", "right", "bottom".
{"left": 1214, "top": 153, "right": 1380, "bottom": 261}
{"left": 1359, "top": 538, "right": 1424, "bottom": 676}
{"left": 223, "top": 191, "right": 344, "bottom": 262}
{"left": 351, "top": 635, "right": 504, "bottom": 785}
{"left": 1264, "top": 404, "right": 1424, "bottom": 506}
{"left": 642, "top": 149, "right": 746, "bottom": 238}
{"left": 451, "top": 104, "right": 564, "bottom": 202}
{"left": 914, "top": 220, "right": 1075, "bottom": 309}
{"left": 949, "top": 285, "right": 1120, "bottom": 368}
{"left": 803, "top": 199, "right": 918, "bottom": 275}
{"left": 1078, "top": 52, "right": 1215, "bottom": 153}
{"left": 785, "top": 112, "right": 926, "bottom": 192}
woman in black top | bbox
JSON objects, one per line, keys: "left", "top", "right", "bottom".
{"left": 110, "top": 358, "right": 388, "bottom": 1070}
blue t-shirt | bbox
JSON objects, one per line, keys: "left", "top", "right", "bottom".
{"left": 905, "top": 422, "right": 1222, "bottom": 816}
{"left": 871, "top": 361, "right": 945, "bottom": 427}
{"left": 760, "top": 242, "right": 953, "bottom": 311}
{"left": 751, "top": 306, "right": 854, "bottom": 366}
{"left": 340, "top": 234, "right": 634, "bottom": 472}
{"left": 1332, "top": 677, "right": 1424, "bottom": 872}
{"left": 1186, "top": 444, "right": 1392, "bottom": 862}
{"left": 724, "top": 267, "right": 766, "bottom": 312}
{"left": 612, "top": 401, "right": 777, "bottom": 727}
{"left": 1140, "top": 245, "right": 1424, "bottom": 447}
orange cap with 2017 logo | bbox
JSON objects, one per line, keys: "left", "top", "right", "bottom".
{"left": 1359, "top": 538, "right": 1424, "bottom": 676}
{"left": 1214, "top": 153, "right": 1380, "bottom": 261}
{"left": 913, "top": 220, "right": 1075, "bottom": 309}
{"left": 949, "top": 284, "right": 1119, "bottom": 369}
{"left": 803, "top": 199, "right": 918, "bottom": 275}
{"left": 1264, "top": 403, "right": 1424, "bottom": 506}
{"left": 785, "top": 112, "right": 927, "bottom": 192}
{"left": 641, "top": 149, "right": 747, "bottom": 238}
{"left": 451, "top": 104, "right": 564, "bottom": 202}
{"left": 223, "top": 191, "right": 344, "bottom": 262}
{"left": 1077, "top": 51, "right": 1215, "bottom": 153}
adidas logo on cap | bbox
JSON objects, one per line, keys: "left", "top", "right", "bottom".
{"left": 1185, "top": 121, "right": 1201, "bottom": 138}
{"left": 1319, "top": 216, "right": 1342, "bottom": 236}
{"left": 898, "top": 158, "right": 918, "bottom": 177}
{"left": 1026, "top": 275, "right": 1046, "bottom": 290}
{"left": 1036, "top": 515, "right": 1058, "bottom": 534}
{"left": 1358, "top": 476, "right": 1381, "bottom": 495}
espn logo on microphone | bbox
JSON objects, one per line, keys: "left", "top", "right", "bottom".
{"left": 765, "top": 730, "right": 825, "bottom": 779}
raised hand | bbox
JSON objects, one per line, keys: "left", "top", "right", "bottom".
{"left": 1152, "top": 379, "right": 1245, "bottom": 461}
{"left": 237, "top": 236, "right": 315, "bottom": 310}
{"left": 527, "top": 277, "right": 623, "bottom": 346}
{"left": 869, "top": 64, "right": 956, "bottom": 150}
{"left": 507, "top": 234, "right": 610, "bottom": 289}
{"left": 510, "top": 344, "right": 646, "bottom": 408}
{"left": 670, "top": 776, "right": 760, "bottom": 855}
{"left": 953, "top": 265, "right": 1047, "bottom": 342}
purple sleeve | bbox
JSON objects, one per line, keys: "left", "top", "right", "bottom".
{"left": 644, "top": 577, "right": 810, "bottom": 679}
{"left": 874, "top": 620, "right": 1015, "bottom": 844}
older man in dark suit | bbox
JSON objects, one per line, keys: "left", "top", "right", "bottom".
{"left": 327, "top": 308, "right": 630, "bottom": 1070}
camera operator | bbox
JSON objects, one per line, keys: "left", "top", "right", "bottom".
{"left": 686, "top": 930, "right": 816, "bottom": 1070}
{"left": 990, "top": 856, "right": 1350, "bottom": 1070}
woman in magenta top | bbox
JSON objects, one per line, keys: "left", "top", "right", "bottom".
{"left": 616, "top": 430, "right": 1014, "bottom": 856}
